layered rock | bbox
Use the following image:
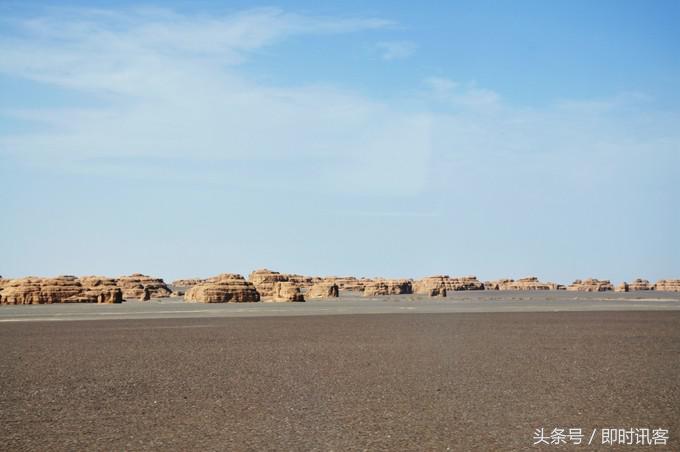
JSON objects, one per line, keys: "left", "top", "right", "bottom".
{"left": 566, "top": 278, "right": 613, "bottom": 292}
{"left": 172, "top": 278, "right": 205, "bottom": 288}
{"left": 79, "top": 276, "right": 124, "bottom": 303}
{"left": 616, "top": 278, "right": 653, "bottom": 292}
{"left": 654, "top": 279, "right": 680, "bottom": 292}
{"left": 117, "top": 273, "right": 171, "bottom": 299}
{"left": 363, "top": 279, "right": 412, "bottom": 297}
{"left": 270, "top": 282, "right": 305, "bottom": 302}
{"left": 306, "top": 282, "right": 339, "bottom": 299}
{"left": 483, "top": 279, "right": 513, "bottom": 290}
{"left": 506, "top": 277, "right": 553, "bottom": 290}
{"left": 1, "top": 276, "right": 122, "bottom": 304}
{"left": 185, "top": 274, "right": 260, "bottom": 303}
{"left": 413, "top": 276, "right": 447, "bottom": 297}
{"left": 444, "top": 276, "right": 484, "bottom": 291}
{"left": 248, "top": 269, "right": 291, "bottom": 298}
{"left": 324, "top": 277, "right": 372, "bottom": 292}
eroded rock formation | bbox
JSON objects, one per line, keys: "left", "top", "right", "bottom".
{"left": 615, "top": 278, "right": 652, "bottom": 292}
{"left": 566, "top": 278, "right": 613, "bottom": 292}
{"left": 363, "top": 279, "right": 412, "bottom": 297}
{"left": 117, "top": 273, "right": 171, "bottom": 299}
{"left": 248, "top": 269, "right": 291, "bottom": 298}
{"left": 654, "top": 279, "right": 680, "bottom": 292}
{"left": 184, "top": 273, "right": 260, "bottom": 303}
{"left": 1, "top": 276, "right": 122, "bottom": 304}
{"left": 413, "top": 276, "right": 447, "bottom": 297}
{"left": 270, "top": 282, "right": 305, "bottom": 302}
{"left": 172, "top": 278, "right": 205, "bottom": 288}
{"left": 306, "top": 282, "right": 340, "bottom": 299}
{"left": 444, "top": 276, "right": 484, "bottom": 291}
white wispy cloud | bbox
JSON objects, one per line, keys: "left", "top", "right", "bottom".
{"left": 376, "top": 40, "right": 416, "bottom": 60}
{"left": 0, "top": 6, "right": 678, "bottom": 203}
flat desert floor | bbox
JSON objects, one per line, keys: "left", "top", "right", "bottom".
{"left": 1, "top": 293, "right": 679, "bottom": 450}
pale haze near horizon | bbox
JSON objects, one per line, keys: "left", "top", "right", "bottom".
{"left": 1, "top": 1, "right": 678, "bottom": 284}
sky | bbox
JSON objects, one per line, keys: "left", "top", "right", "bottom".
{"left": 1, "top": 0, "right": 679, "bottom": 283}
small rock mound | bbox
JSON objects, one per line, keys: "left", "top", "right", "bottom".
{"left": 567, "top": 278, "right": 613, "bottom": 292}
{"left": 413, "top": 276, "right": 447, "bottom": 297}
{"left": 306, "top": 282, "right": 339, "bottom": 299}
{"left": 363, "top": 279, "right": 412, "bottom": 297}
{"left": 117, "top": 273, "right": 171, "bottom": 299}
{"left": 172, "top": 278, "right": 205, "bottom": 288}
{"left": 248, "top": 269, "right": 291, "bottom": 298}
{"left": 185, "top": 274, "right": 260, "bottom": 303}
{"left": 444, "top": 276, "right": 484, "bottom": 291}
{"left": 654, "top": 279, "right": 680, "bottom": 292}
{"left": 270, "top": 282, "right": 305, "bottom": 302}
{"left": 615, "top": 278, "right": 652, "bottom": 292}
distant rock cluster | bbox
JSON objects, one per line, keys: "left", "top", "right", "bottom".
{"left": 1, "top": 272, "right": 679, "bottom": 305}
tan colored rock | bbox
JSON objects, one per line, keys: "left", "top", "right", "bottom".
{"left": 413, "top": 276, "right": 447, "bottom": 297}
{"left": 617, "top": 279, "right": 654, "bottom": 292}
{"left": 185, "top": 274, "right": 260, "bottom": 303}
{"left": 504, "top": 277, "right": 552, "bottom": 290}
{"left": 654, "top": 279, "right": 680, "bottom": 292}
{"left": 444, "top": 276, "right": 484, "bottom": 291}
{"left": 172, "top": 278, "right": 205, "bottom": 288}
{"left": 270, "top": 282, "right": 305, "bottom": 302}
{"left": 306, "top": 282, "right": 339, "bottom": 299}
{"left": 116, "top": 273, "right": 171, "bottom": 299}
{"left": 248, "top": 269, "right": 291, "bottom": 298}
{"left": 324, "top": 277, "right": 372, "bottom": 292}
{"left": 79, "top": 276, "right": 124, "bottom": 303}
{"left": 566, "top": 278, "right": 613, "bottom": 292}
{"left": 483, "top": 279, "right": 513, "bottom": 290}
{"left": 1, "top": 276, "right": 122, "bottom": 304}
{"left": 363, "top": 279, "right": 412, "bottom": 297}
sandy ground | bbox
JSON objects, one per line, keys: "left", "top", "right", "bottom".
{"left": 1, "top": 310, "right": 679, "bottom": 451}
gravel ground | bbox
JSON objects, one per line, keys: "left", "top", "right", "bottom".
{"left": 1, "top": 311, "right": 679, "bottom": 451}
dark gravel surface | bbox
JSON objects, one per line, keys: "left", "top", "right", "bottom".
{"left": 1, "top": 312, "right": 679, "bottom": 451}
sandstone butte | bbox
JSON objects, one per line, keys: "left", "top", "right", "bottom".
{"left": 269, "top": 281, "right": 305, "bottom": 302}
{"left": 615, "top": 278, "right": 652, "bottom": 292}
{"left": 184, "top": 273, "right": 260, "bottom": 303}
{"left": 171, "top": 278, "right": 205, "bottom": 288}
{"left": 116, "top": 273, "right": 172, "bottom": 299}
{"left": 247, "top": 268, "right": 306, "bottom": 301}
{"left": 443, "top": 276, "right": 484, "bottom": 291}
{"left": 484, "top": 277, "right": 565, "bottom": 291}
{"left": 363, "top": 279, "right": 413, "bottom": 297}
{"left": 566, "top": 278, "right": 614, "bottom": 292}
{"left": 654, "top": 279, "right": 680, "bottom": 292}
{"left": 306, "top": 281, "right": 340, "bottom": 299}
{"left": 0, "top": 275, "right": 123, "bottom": 305}
{"left": 412, "top": 276, "right": 448, "bottom": 297}
{"left": 322, "top": 276, "right": 373, "bottom": 292}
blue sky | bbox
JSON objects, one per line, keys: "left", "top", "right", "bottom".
{"left": 1, "top": 1, "right": 679, "bottom": 283}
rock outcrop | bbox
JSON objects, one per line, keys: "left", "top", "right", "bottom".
{"left": 172, "top": 278, "right": 205, "bottom": 288}
{"left": 654, "top": 279, "right": 680, "bottom": 292}
{"left": 413, "top": 276, "right": 447, "bottom": 297}
{"left": 270, "top": 282, "right": 305, "bottom": 302}
{"left": 566, "top": 278, "right": 613, "bottom": 292}
{"left": 444, "top": 276, "right": 484, "bottom": 291}
{"left": 363, "top": 279, "right": 412, "bottom": 297}
{"left": 79, "top": 276, "right": 125, "bottom": 303}
{"left": 248, "top": 269, "right": 292, "bottom": 298}
{"left": 1, "top": 276, "right": 122, "bottom": 304}
{"left": 185, "top": 274, "right": 260, "bottom": 303}
{"left": 324, "top": 277, "right": 372, "bottom": 292}
{"left": 483, "top": 279, "right": 513, "bottom": 290}
{"left": 615, "top": 278, "right": 653, "bottom": 292}
{"left": 116, "top": 273, "right": 171, "bottom": 299}
{"left": 306, "top": 282, "right": 339, "bottom": 299}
